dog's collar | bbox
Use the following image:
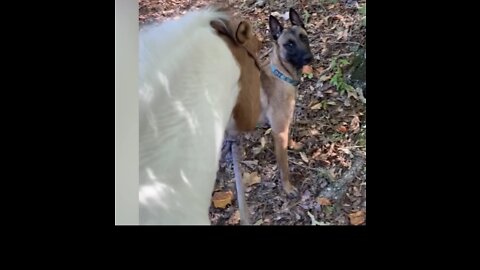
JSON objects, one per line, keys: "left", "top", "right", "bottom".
{"left": 271, "top": 65, "right": 300, "bottom": 87}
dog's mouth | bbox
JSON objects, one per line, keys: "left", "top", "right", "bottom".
{"left": 288, "top": 54, "right": 313, "bottom": 70}
{"left": 301, "top": 53, "right": 313, "bottom": 66}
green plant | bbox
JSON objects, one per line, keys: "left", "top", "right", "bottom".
{"left": 303, "top": 10, "right": 310, "bottom": 25}
{"left": 329, "top": 58, "right": 355, "bottom": 95}
{"left": 359, "top": 4, "right": 366, "bottom": 26}
{"left": 359, "top": 5, "right": 366, "bottom": 16}
{"left": 324, "top": 205, "right": 334, "bottom": 215}
{"left": 330, "top": 132, "right": 344, "bottom": 142}
{"left": 356, "top": 131, "right": 366, "bottom": 148}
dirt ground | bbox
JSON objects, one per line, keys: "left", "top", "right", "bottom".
{"left": 139, "top": 0, "right": 366, "bottom": 225}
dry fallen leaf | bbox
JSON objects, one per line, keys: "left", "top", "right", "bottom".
{"left": 310, "top": 103, "right": 323, "bottom": 110}
{"left": 319, "top": 74, "right": 331, "bottom": 81}
{"left": 317, "top": 197, "right": 332, "bottom": 206}
{"left": 321, "top": 47, "right": 329, "bottom": 56}
{"left": 302, "top": 65, "right": 313, "bottom": 75}
{"left": 310, "top": 129, "right": 320, "bottom": 136}
{"left": 242, "top": 160, "right": 258, "bottom": 169}
{"left": 338, "top": 147, "right": 352, "bottom": 156}
{"left": 271, "top": 11, "right": 289, "bottom": 20}
{"left": 252, "top": 147, "right": 262, "bottom": 155}
{"left": 334, "top": 14, "right": 345, "bottom": 21}
{"left": 243, "top": 171, "right": 261, "bottom": 186}
{"left": 300, "top": 152, "right": 309, "bottom": 163}
{"left": 307, "top": 211, "right": 331, "bottom": 225}
{"left": 227, "top": 210, "right": 240, "bottom": 225}
{"left": 347, "top": 90, "right": 359, "bottom": 100}
{"left": 254, "top": 219, "right": 264, "bottom": 225}
{"left": 348, "top": 210, "right": 365, "bottom": 225}
{"left": 318, "top": 157, "right": 331, "bottom": 166}
{"left": 270, "top": 11, "right": 281, "bottom": 17}
{"left": 353, "top": 186, "right": 362, "bottom": 197}
{"left": 337, "top": 125, "right": 348, "bottom": 133}
{"left": 212, "top": 191, "right": 233, "bottom": 208}
{"left": 342, "top": 29, "right": 349, "bottom": 41}
{"left": 311, "top": 148, "right": 322, "bottom": 160}
{"left": 260, "top": 136, "right": 266, "bottom": 148}
{"left": 324, "top": 89, "right": 334, "bottom": 94}
{"left": 326, "top": 143, "right": 335, "bottom": 156}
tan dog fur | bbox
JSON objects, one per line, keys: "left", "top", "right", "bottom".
{"left": 227, "top": 8, "right": 313, "bottom": 196}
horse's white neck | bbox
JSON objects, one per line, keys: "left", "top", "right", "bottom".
{"left": 138, "top": 10, "right": 240, "bottom": 225}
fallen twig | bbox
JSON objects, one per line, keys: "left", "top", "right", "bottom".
{"left": 335, "top": 52, "right": 354, "bottom": 58}
{"left": 317, "top": 154, "right": 365, "bottom": 201}
{"left": 330, "top": 41, "right": 364, "bottom": 47}
{"left": 318, "top": 62, "right": 334, "bottom": 77}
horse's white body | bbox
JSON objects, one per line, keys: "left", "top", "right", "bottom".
{"left": 138, "top": 9, "right": 242, "bottom": 224}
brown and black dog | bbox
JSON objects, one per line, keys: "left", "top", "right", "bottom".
{"left": 258, "top": 8, "right": 313, "bottom": 196}
{"left": 226, "top": 8, "right": 313, "bottom": 197}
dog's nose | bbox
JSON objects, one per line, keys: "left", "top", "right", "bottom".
{"left": 303, "top": 54, "right": 313, "bottom": 64}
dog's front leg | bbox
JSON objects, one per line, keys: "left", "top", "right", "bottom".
{"left": 271, "top": 116, "right": 298, "bottom": 196}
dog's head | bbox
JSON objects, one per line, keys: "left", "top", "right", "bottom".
{"left": 269, "top": 8, "right": 313, "bottom": 70}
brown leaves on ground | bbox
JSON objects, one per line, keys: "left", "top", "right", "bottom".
{"left": 302, "top": 65, "right": 313, "bottom": 75}
{"left": 310, "top": 102, "right": 323, "bottom": 110}
{"left": 212, "top": 190, "right": 233, "bottom": 208}
{"left": 317, "top": 197, "right": 332, "bottom": 206}
{"left": 228, "top": 210, "right": 241, "bottom": 225}
{"left": 348, "top": 210, "right": 365, "bottom": 225}
{"left": 336, "top": 124, "right": 348, "bottom": 133}
{"left": 243, "top": 171, "right": 261, "bottom": 186}
{"left": 299, "top": 152, "right": 309, "bottom": 163}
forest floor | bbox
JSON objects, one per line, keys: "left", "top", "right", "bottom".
{"left": 139, "top": 0, "right": 366, "bottom": 225}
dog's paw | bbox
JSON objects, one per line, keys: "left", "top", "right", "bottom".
{"left": 283, "top": 182, "right": 299, "bottom": 197}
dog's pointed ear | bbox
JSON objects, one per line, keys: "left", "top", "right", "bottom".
{"left": 236, "top": 21, "right": 253, "bottom": 44}
{"left": 269, "top": 15, "right": 283, "bottom": 41}
{"left": 289, "top": 8, "right": 305, "bottom": 29}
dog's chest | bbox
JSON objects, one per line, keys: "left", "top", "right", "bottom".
{"left": 259, "top": 81, "right": 297, "bottom": 124}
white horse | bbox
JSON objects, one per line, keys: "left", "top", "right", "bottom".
{"left": 138, "top": 8, "right": 261, "bottom": 225}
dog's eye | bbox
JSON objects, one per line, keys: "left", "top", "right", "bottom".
{"left": 285, "top": 41, "right": 294, "bottom": 48}
{"left": 299, "top": 34, "right": 309, "bottom": 43}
